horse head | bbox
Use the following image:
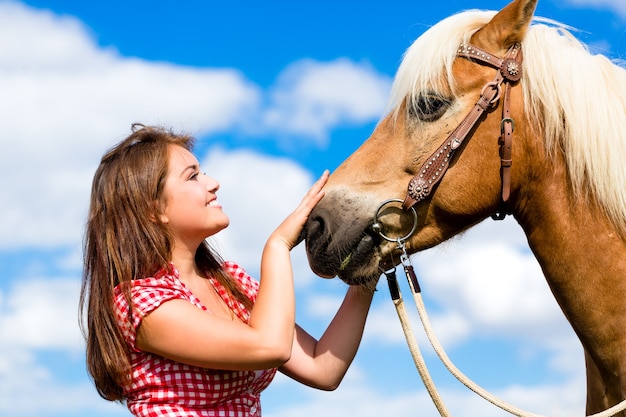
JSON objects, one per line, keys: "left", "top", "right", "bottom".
{"left": 304, "top": 0, "right": 538, "bottom": 285}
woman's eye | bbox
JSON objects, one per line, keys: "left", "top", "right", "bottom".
{"left": 189, "top": 172, "right": 199, "bottom": 180}
{"left": 408, "top": 94, "right": 451, "bottom": 122}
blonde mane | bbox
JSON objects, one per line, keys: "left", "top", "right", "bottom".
{"left": 390, "top": 10, "right": 626, "bottom": 234}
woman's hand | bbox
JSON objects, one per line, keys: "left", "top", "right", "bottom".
{"left": 269, "top": 170, "right": 329, "bottom": 250}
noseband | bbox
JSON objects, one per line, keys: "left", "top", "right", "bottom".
{"left": 402, "top": 42, "right": 523, "bottom": 220}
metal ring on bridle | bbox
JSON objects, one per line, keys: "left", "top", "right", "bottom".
{"left": 372, "top": 198, "right": 418, "bottom": 242}
{"left": 500, "top": 117, "right": 514, "bottom": 133}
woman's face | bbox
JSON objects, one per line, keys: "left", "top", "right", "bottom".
{"left": 159, "top": 145, "right": 229, "bottom": 247}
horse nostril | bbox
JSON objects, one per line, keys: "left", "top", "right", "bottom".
{"left": 304, "top": 215, "right": 326, "bottom": 243}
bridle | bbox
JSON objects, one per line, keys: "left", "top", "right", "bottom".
{"left": 402, "top": 42, "right": 523, "bottom": 220}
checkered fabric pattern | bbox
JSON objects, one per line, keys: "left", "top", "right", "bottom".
{"left": 113, "top": 262, "right": 277, "bottom": 417}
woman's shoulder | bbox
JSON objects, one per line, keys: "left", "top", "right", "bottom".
{"left": 113, "top": 266, "right": 191, "bottom": 313}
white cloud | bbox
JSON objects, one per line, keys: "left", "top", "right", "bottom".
{"left": 264, "top": 364, "right": 586, "bottom": 417}
{"left": 565, "top": 0, "right": 626, "bottom": 19}
{"left": 0, "top": 276, "right": 131, "bottom": 416}
{"left": 0, "top": 1, "right": 259, "bottom": 139}
{"left": 416, "top": 219, "right": 575, "bottom": 344}
{"left": 410, "top": 218, "right": 585, "bottom": 379}
{"left": 262, "top": 58, "right": 392, "bottom": 144}
{"left": 0, "top": 343, "right": 127, "bottom": 416}
{"left": 0, "top": 277, "right": 83, "bottom": 349}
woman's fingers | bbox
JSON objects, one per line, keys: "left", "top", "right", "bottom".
{"left": 272, "top": 170, "right": 330, "bottom": 249}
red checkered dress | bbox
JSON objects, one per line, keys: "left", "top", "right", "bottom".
{"left": 113, "top": 261, "right": 277, "bottom": 417}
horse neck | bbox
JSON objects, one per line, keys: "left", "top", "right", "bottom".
{"left": 513, "top": 146, "right": 626, "bottom": 353}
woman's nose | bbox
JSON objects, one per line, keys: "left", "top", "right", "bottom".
{"left": 202, "top": 173, "right": 220, "bottom": 191}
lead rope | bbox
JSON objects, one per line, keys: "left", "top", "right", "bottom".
{"left": 392, "top": 244, "right": 542, "bottom": 416}
{"left": 385, "top": 245, "right": 450, "bottom": 417}
{"left": 387, "top": 241, "right": 626, "bottom": 417}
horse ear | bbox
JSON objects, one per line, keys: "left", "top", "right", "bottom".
{"left": 471, "top": 0, "right": 538, "bottom": 53}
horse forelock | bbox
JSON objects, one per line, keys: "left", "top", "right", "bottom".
{"left": 389, "top": 9, "right": 626, "bottom": 235}
{"left": 388, "top": 10, "right": 496, "bottom": 116}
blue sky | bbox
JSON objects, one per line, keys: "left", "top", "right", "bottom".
{"left": 1, "top": 0, "right": 625, "bottom": 416}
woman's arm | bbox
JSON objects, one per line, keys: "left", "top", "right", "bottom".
{"left": 279, "top": 284, "right": 376, "bottom": 390}
{"left": 136, "top": 171, "right": 329, "bottom": 370}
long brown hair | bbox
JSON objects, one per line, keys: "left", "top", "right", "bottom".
{"left": 79, "top": 124, "right": 252, "bottom": 401}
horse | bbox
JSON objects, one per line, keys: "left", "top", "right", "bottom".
{"left": 302, "top": 0, "right": 626, "bottom": 414}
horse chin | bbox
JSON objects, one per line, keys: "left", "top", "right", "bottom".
{"left": 337, "top": 252, "right": 381, "bottom": 286}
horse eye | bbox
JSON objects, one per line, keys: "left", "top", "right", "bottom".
{"left": 408, "top": 94, "right": 451, "bottom": 122}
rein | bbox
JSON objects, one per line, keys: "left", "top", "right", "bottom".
{"left": 402, "top": 42, "right": 523, "bottom": 220}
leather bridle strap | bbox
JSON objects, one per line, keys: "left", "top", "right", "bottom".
{"left": 402, "top": 43, "right": 523, "bottom": 216}
{"left": 494, "top": 82, "right": 514, "bottom": 219}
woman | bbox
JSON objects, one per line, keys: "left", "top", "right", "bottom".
{"left": 80, "top": 124, "right": 376, "bottom": 417}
